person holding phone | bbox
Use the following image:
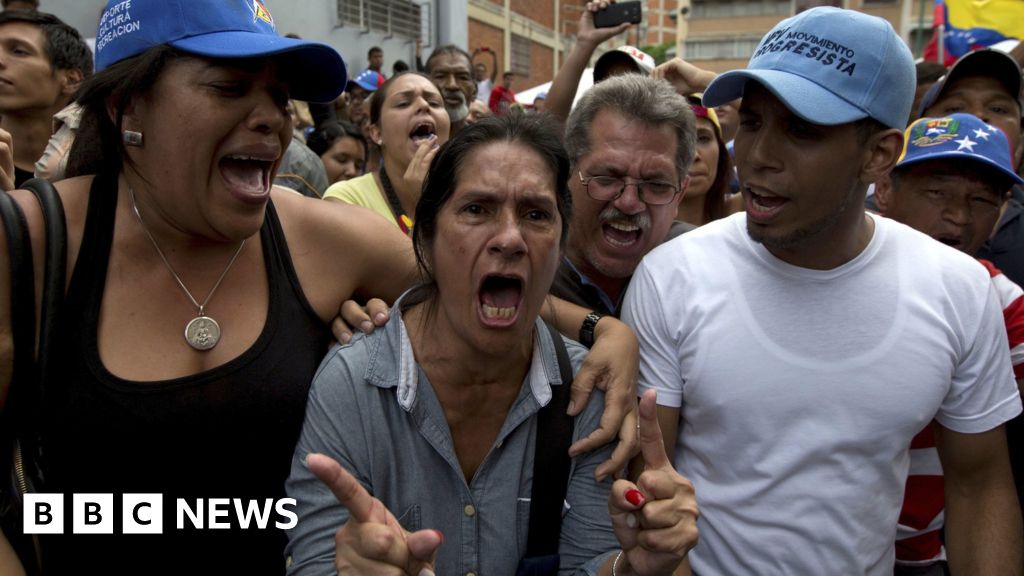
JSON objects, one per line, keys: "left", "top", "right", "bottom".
{"left": 545, "top": 1, "right": 642, "bottom": 123}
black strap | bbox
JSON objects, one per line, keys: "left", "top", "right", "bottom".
{"left": 22, "top": 178, "right": 66, "bottom": 397}
{"left": 0, "top": 179, "right": 65, "bottom": 576}
{"left": 0, "top": 190, "right": 35, "bottom": 454}
{"left": 0, "top": 187, "right": 42, "bottom": 575}
{"left": 526, "top": 322, "right": 575, "bottom": 558}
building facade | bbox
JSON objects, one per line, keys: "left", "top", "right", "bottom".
{"left": 681, "top": 0, "right": 934, "bottom": 72}
{"left": 46, "top": 0, "right": 463, "bottom": 82}
{"left": 45, "top": 0, "right": 936, "bottom": 93}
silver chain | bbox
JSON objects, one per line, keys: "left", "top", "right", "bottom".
{"left": 128, "top": 186, "right": 246, "bottom": 316}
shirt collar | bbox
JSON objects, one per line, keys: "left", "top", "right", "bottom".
{"left": 364, "top": 292, "right": 564, "bottom": 412}
{"left": 562, "top": 256, "right": 618, "bottom": 314}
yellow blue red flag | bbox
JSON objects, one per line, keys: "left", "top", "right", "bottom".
{"left": 924, "top": 0, "right": 1024, "bottom": 64}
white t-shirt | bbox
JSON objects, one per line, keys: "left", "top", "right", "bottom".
{"left": 476, "top": 78, "right": 493, "bottom": 103}
{"left": 622, "top": 212, "right": 1021, "bottom": 575}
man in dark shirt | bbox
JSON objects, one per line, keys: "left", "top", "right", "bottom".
{"left": 551, "top": 74, "right": 695, "bottom": 318}
{"left": 0, "top": 10, "right": 90, "bottom": 188}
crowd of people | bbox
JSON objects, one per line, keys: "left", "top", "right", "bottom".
{"left": 0, "top": 0, "right": 1022, "bottom": 575}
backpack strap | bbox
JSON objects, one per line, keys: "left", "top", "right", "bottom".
{"left": 525, "top": 322, "right": 576, "bottom": 559}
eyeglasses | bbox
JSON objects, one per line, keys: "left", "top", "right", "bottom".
{"left": 578, "top": 172, "right": 681, "bottom": 206}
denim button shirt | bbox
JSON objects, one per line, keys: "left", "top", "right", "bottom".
{"left": 285, "top": 304, "right": 620, "bottom": 575}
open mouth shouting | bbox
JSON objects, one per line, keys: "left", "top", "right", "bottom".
{"left": 219, "top": 151, "right": 276, "bottom": 204}
{"left": 410, "top": 121, "right": 437, "bottom": 146}
{"left": 745, "top": 184, "right": 789, "bottom": 223}
{"left": 933, "top": 234, "right": 966, "bottom": 252}
{"left": 599, "top": 207, "right": 650, "bottom": 251}
{"left": 478, "top": 274, "right": 524, "bottom": 327}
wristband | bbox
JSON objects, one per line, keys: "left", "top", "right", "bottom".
{"left": 579, "top": 311, "right": 605, "bottom": 348}
{"left": 612, "top": 550, "right": 623, "bottom": 576}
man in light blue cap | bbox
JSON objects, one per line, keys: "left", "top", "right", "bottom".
{"left": 622, "top": 7, "right": 1023, "bottom": 575}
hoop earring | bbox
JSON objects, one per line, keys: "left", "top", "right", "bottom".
{"left": 123, "top": 130, "right": 144, "bottom": 147}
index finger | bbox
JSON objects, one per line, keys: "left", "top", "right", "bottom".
{"left": 306, "top": 453, "right": 376, "bottom": 523}
{"left": 637, "top": 389, "right": 670, "bottom": 470}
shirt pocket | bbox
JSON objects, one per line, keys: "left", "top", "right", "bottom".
{"left": 397, "top": 504, "right": 421, "bottom": 532}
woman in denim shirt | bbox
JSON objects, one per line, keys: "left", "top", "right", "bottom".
{"left": 286, "top": 114, "right": 699, "bottom": 576}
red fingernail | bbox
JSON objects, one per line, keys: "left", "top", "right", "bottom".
{"left": 625, "top": 489, "right": 645, "bottom": 507}
{"left": 433, "top": 529, "right": 444, "bottom": 545}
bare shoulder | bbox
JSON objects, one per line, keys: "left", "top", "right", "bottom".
{"left": 270, "top": 186, "right": 412, "bottom": 264}
{"left": 269, "top": 187, "right": 417, "bottom": 316}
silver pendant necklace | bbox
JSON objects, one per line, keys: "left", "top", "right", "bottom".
{"left": 129, "top": 186, "right": 246, "bottom": 351}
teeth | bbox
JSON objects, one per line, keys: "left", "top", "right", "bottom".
{"left": 606, "top": 237, "right": 636, "bottom": 248}
{"left": 608, "top": 222, "right": 639, "bottom": 233}
{"left": 750, "top": 192, "right": 782, "bottom": 214}
{"left": 482, "top": 305, "right": 516, "bottom": 319}
{"left": 227, "top": 155, "right": 265, "bottom": 162}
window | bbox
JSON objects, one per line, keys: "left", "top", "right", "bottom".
{"left": 337, "top": 0, "right": 422, "bottom": 39}
{"left": 690, "top": 0, "right": 790, "bottom": 19}
{"left": 684, "top": 37, "right": 763, "bottom": 60}
{"left": 511, "top": 34, "right": 530, "bottom": 76}
{"left": 793, "top": 0, "right": 844, "bottom": 13}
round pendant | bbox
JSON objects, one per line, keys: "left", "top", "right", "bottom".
{"left": 185, "top": 315, "right": 221, "bottom": 351}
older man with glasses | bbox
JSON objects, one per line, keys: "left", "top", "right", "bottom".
{"left": 550, "top": 74, "right": 696, "bottom": 326}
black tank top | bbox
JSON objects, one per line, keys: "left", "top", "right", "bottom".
{"left": 40, "top": 172, "right": 330, "bottom": 575}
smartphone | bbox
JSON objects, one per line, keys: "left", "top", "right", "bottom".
{"left": 593, "top": 1, "right": 642, "bottom": 28}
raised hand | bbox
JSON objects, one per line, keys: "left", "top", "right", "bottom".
{"left": 579, "top": 1, "right": 633, "bottom": 49}
{"left": 607, "top": 390, "right": 698, "bottom": 576}
{"left": 651, "top": 58, "right": 717, "bottom": 96}
{"left": 306, "top": 453, "right": 443, "bottom": 575}
{"left": 402, "top": 135, "right": 441, "bottom": 201}
{"left": 0, "top": 128, "right": 15, "bottom": 191}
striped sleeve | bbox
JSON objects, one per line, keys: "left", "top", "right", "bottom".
{"left": 980, "top": 259, "right": 1024, "bottom": 379}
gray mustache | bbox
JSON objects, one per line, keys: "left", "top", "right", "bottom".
{"left": 599, "top": 206, "right": 651, "bottom": 231}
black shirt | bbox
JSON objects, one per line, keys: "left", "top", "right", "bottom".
{"left": 976, "top": 196, "right": 1024, "bottom": 289}
{"left": 14, "top": 166, "right": 34, "bottom": 188}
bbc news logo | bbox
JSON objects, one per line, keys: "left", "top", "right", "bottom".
{"left": 23, "top": 494, "right": 297, "bottom": 534}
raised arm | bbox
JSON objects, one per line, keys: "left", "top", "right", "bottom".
{"left": 652, "top": 58, "right": 717, "bottom": 96}
{"left": 545, "top": 1, "right": 631, "bottom": 123}
{"left": 936, "top": 423, "right": 1023, "bottom": 575}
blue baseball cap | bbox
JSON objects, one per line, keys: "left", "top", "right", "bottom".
{"left": 896, "top": 113, "right": 1024, "bottom": 185}
{"left": 351, "top": 69, "right": 383, "bottom": 92}
{"left": 703, "top": 7, "right": 915, "bottom": 129}
{"left": 917, "top": 49, "right": 1023, "bottom": 119}
{"left": 94, "top": 0, "right": 347, "bottom": 103}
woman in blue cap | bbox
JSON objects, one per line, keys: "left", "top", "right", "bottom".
{"left": 0, "top": 1, "right": 641, "bottom": 574}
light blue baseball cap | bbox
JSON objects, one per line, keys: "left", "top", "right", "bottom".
{"left": 94, "top": 0, "right": 347, "bottom": 103}
{"left": 703, "top": 7, "right": 915, "bottom": 129}
{"left": 896, "top": 113, "right": 1024, "bottom": 185}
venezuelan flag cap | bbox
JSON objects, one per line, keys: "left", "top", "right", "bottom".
{"left": 94, "top": 0, "right": 347, "bottom": 103}
{"left": 897, "top": 113, "right": 1024, "bottom": 186}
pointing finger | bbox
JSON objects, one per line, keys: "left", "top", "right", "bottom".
{"left": 638, "top": 389, "right": 671, "bottom": 470}
{"left": 307, "top": 453, "right": 377, "bottom": 523}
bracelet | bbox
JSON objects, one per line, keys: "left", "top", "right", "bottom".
{"left": 579, "top": 311, "right": 605, "bottom": 348}
{"left": 612, "top": 550, "right": 623, "bottom": 576}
